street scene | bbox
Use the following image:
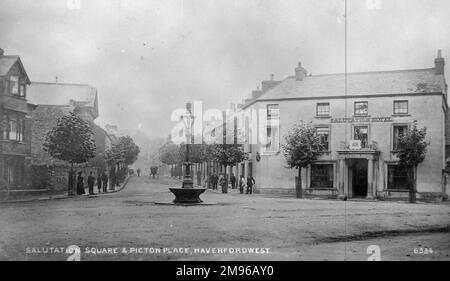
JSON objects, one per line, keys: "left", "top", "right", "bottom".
{"left": 1, "top": 0, "right": 450, "bottom": 262}
{"left": 1, "top": 176, "right": 449, "bottom": 261}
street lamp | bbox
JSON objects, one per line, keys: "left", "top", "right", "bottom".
{"left": 168, "top": 102, "right": 206, "bottom": 204}
{"left": 180, "top": 102, "right": 195, "bottom": 188}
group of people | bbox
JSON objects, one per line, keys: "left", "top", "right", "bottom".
{"left": 76, "top": 171, "right": 109, "bottom": 196}
{"left": 209, "top": 173, "right": 256, "bottom": 194}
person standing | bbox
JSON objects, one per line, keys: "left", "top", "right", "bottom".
{"left": 87, "top": 172, "right": 95, "bottom": 195}
{"left": 137, "top": 168, "right": 141, "bottom": 177}
{"left": 239, "top": 175, "right": 245, "bottom": 194}
{"left": 101, "top": 172, "right": 108, "bottom": 193}
{"left": 220, "top": 175, "right": 228, "bottom": 194}
{"left": 76, "top": 172, "right": 85, "bottom": 195}
{"left": 246, "top": 176, "right": 255, "bottom": 194}
{"left": 96, "top": 173, "right": 102, "bottom": 193}
{"left": 230, "top": 173, "right": 236, "bottom": 189}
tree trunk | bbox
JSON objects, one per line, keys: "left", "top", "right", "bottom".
{"left": 68, "top": 162, "right": 74, "bottom": 196}
{"left": 410, "top": 165, "right": 417, "bottom": 203}
{"left": 296, "top": 167, "right": 303, "bottom": 199}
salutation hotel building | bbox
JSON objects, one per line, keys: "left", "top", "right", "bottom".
{"left": 239, "top": 51, "right": 449, "bottom": 200}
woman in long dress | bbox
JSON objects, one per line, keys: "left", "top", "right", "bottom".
{"left": 76, "top": 172, "right": 85, "bottom": 195}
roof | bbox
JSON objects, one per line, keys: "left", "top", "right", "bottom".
{"left": 245, "top": 68, "right": 446, "bottom": 107}
{"left": 0, "top": 55, "right": 31, "bottom": 83}
{"left": 27, "top": 82, "right": 98, "bottom": 119}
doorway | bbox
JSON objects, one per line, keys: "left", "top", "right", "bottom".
{"left": 351, "top": 159, "right": 368, "bottom": 197}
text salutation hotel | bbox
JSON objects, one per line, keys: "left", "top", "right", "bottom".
{"left": 239, "top": 51, "right": 450, "bottom": 200}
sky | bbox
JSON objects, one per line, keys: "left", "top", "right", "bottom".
{"left": 1, "top": 0, "right": 450, "bottom": 140}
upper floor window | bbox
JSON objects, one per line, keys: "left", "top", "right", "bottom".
{"left": 353, "top": 125, "right": 368, "bottom": 149}
{"left": 265, "top": 126, "right": 279, "bottom": 152}
{"left": 316, "top": 103, "right": 330, "bottom": 116}
{"left": 10, "top": 76, "right": 19, "bottom": 95}
{"left": 19, "top": 84, "right": 26, "bottom": 98}
{"left": 267, "top": 104, "right": 279, "bottom": 120}
{"left": 393, "top": 125, "right": 408, "bottom": 150}
{"left": 393, "top": 101, "right": 408, "bottom": 115}
{"left": 2, "top": 114, "right": 25, "bottom": 142}
{"left": 354, "top": 101, "right": 368, "bottom": 116}
{"left": 315, "top": 127, "right": 330, "bottom": 151}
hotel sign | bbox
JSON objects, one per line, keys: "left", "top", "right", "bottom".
{"left": 331, "top": 116, "right": 393, "bottom": 123}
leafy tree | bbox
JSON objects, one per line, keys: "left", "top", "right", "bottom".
{"left": 281, "top": 123, "right": 324, "bottom": 198}
{"left": 210, "top": 144, "right": 248, "bottom": 192}
{"left": 105, "top": 136, "right": 140, "bottom": 186}
{"left": 43, "top": 112, "right": 96, "bottom": 195}
{"left": 392, "top": 122, "right": 428, "bottom": 203}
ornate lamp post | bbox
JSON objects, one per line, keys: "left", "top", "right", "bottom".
{"left": 169, "top": 102, "right": 206, "bottom": 203}
{"left": 180, "top": 102, "right": 195, "bottom": 188}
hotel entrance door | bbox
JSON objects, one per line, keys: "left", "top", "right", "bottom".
{"left": 351, "top": 159, "right": 368, "bottom": 197}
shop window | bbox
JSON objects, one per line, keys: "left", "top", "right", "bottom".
{"left": 387, "top": 165, "right": 413, "bottom": 190}
{"left": 311, "top": 164, "right": 334, "bottom": 188}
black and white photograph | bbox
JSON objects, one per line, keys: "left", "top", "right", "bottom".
{"left": 1, "top": 0, "right": 449, "bottom": 267}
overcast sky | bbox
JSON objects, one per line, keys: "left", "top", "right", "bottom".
{"left": 1, "top": 0, "right": 450, "bottom": 139}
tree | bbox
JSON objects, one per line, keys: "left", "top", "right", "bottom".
{"left": 43, "top": 112, "right": 96, "bottom": 195}
{"left": 105, "top": 136, "right": 140, "bottom": 187}
{"left": 210, "top": 144, "right": 248, "bottom": 193}
{"left": 281, "top": 123, "right": 324, "bottom": 198}
{"left": 392, "top": 122, "right": 428, "bottom": 203}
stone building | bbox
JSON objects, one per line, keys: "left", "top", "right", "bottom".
{"left": 0, "top": 48, "right": 35, "bottom": 193}
{"left": 27, "top": 82, "right": 110, "bottom": 192}
{"left": 238, "top": 50, "right": 449, "bottom": 200}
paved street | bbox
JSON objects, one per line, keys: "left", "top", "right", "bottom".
{"left": 1, "top": 176, "right": 449, "bottom": 261}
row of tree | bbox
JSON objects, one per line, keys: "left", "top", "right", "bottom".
{"left": 43, "top": 112, "right": 140, "bottom": 195}
{"left": 160, "top": 142, "right": 248, "bottom": 183}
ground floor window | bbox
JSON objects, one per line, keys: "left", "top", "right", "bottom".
{"left": 387, "top": 165, "right": 413, "bottom": 190}
{"left": 310, "top": 164, "right": 333, "bottom": 188}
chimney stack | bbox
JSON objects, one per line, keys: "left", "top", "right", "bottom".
{"left": 0, "top": 48, "right": 4, "bottom": 56}
{"left": 435, "top": 49, "right": 445, "bottom": 75}
{"left": 295, "top": 62, "right": 307, "bottom": 81}
{"left": 261, "top": 74, "right": 280, "bottom": 92}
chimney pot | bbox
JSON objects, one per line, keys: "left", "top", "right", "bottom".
{"left": 295, "top": 61, "right": 307, "bottom": 81}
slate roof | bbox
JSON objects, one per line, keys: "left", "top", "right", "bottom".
{"left": 244, "top": 68, "right": 446, "bottom": 108}
{"left": 0, "top": 55, "right": 31, "bottom": 83}
{"left": 27, "top": 82, "right": 98, "bottom": 118}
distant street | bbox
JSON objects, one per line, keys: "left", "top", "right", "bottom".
{"left": 0, "top": 176, "right": 449, "bottom": 261}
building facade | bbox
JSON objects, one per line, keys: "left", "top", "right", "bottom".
{"left": 0, "top": 48, "right": 34, "bottom": 192}
{"left": 239, "top": 51, "right": 449, "bottom": 200}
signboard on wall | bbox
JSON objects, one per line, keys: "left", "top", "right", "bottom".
{"left": 349, "top": 140, "right": 362, "bottom": 150}
{"left": 331, "top": 116, "right": 393, "bottom": 123}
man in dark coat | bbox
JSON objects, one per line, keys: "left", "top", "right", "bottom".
{"left": 101, "top": 172, "right": 108, "bottom": 193}
{"left": 76, "top": 172, "right": 85, "bottom": 195}
{"left": 230, "top": 173, "right": 236, "bottom": 189}
{"left": 246, "top": 176, "right": 255, "bottom": 194}
{"left": 213, "top": 174, "right": 219, "bottom": 190}
{"left": 97, "top": 173, "right": 102, "bottom": 193}
{"left": 87, "top": 172, "right": 95, "bottom": 195}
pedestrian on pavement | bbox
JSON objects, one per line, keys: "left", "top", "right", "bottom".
{"left": 219, "top": 174, "right": 228, "bottom": 193}
{"left": 137, "top": 168, "right": 141, "bottom": 177}
{"left": 211, "top": 174, "right": 216, "bottom": 190}
{"left": 101, "top": 172, "right": 108, "bottom": 193}
{"left": 239, "top": 175, "right": 245, "bottom": 194}
{"left": 76, "top": 171, "right": 85, "bottom": 195}
{"left": 246, "top": 176, "right": 255, "bottom": 194}
{"left": 97, "top": 173, "right": 102, "bottom": 193}
{"left": 230, "top": 173, "right": 236, "bottom": 189}
{"left": 87, "top": 172, "right": 95, "bottom": 195}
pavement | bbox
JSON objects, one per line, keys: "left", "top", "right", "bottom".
{"left": 0, "top": 176, "right": 449, "bottom": 261}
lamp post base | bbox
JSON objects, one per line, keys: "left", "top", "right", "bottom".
{"left": 169, "top": 188, "right": 206, "bottom": 203}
